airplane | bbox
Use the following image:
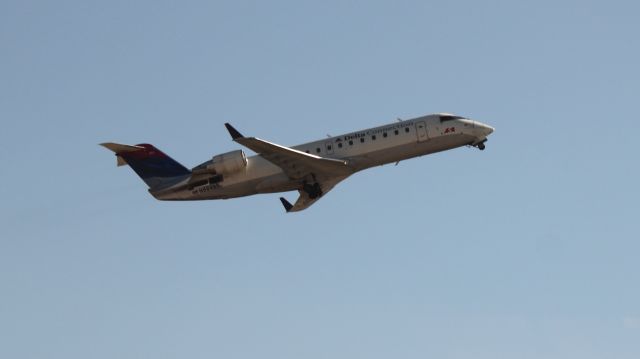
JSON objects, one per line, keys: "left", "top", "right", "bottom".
{"left": 101, "top": 113, "right": 494, "bottom": 212}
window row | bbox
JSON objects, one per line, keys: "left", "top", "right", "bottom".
{"left": 305, "top": 127, "right": 411, "bottom": 154}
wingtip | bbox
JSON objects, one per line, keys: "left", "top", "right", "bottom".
{"left": 224, "top": 123, "right": 244, "bottom": 140}
{"left": 279, "top": 197, "right": 293, "bottom": 213}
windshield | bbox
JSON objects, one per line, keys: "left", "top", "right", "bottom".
{"left": 440, "top": 115, "right": 466, "bottom": 122}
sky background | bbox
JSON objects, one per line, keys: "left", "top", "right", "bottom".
{"left": 1, "top": 0, "right": 639, "bottom": 358}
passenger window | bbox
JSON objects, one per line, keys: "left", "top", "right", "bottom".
{"left": 394, "top": 130, "right": 399, "bottom": 135}
{"left": 349, "top": 140, "right": 353, "bottom": 146}
{"left": 316, "top": 148, "right": 321, "bottom": 153}
{"left": 405, "top": 127, "right": 410, "bottom": 133}
{"left": 372, "top": 135, "right": 376, "bottom": 140}
{"left": 383, "top": 132, "right": 387, "bottom": 138}
{"left": 360, "top": 138, "right": 365, "bottom": 143}
{"left": 327, "top": 145, "right": 332, "bottom": 150}
{"left": 338, "top": 143, "right": 343, "bottom": 148}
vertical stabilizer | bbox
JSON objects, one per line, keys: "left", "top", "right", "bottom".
{"left": 101, "top": 143, "right": 191, "bottom": 190}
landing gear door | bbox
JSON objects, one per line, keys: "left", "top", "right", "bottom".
{"left": 415, "top": 121, "right": 428, "bottom": 142}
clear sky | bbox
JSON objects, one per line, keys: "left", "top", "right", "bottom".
{"left": 2, "top": 1, "right": 639, "bottom": 358}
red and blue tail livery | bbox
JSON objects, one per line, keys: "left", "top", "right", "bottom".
{"left": 101, "top": 143, "right": 190, "bottom": 190}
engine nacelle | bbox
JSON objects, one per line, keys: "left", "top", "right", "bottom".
{"left": 192, "top": 149, "right": 248, "bottom": 176}
{"left": 205, "top": 150, "right": 247, "bottom": 175}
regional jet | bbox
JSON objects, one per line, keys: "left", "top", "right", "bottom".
{"left": 101, "top": 113, "right": 494, "bottom": 212}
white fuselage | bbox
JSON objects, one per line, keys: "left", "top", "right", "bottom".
{"left": 152, "top": 113, "right": 493, "bottom": 200}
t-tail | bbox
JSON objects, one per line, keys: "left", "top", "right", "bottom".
{"left": 100, "top": 142, "right": 191, "bottom": 191}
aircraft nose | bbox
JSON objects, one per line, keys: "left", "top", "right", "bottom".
{"left": 485, "top": 124, "right": 494, "bottom": 135}
{"left": 475, "top": 121, "right": 494, "bottom": 136}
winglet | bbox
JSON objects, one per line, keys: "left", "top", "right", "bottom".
{"left": 224, "top": 123, "right": 244, "bottom": 140}
{"left": 279, "top": 197, "right": 294, "bottom": 213}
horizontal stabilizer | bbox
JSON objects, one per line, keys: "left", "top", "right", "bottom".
{"left": 116, "top": 155, "right": 128, "bottom": 167}
{"left": 101, "top": 143, "right": 146, "bottom": 167}
{"left": 101, "top": 142, "right": 145, "bottom": 153}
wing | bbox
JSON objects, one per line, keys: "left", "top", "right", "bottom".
{"left": 224, "top": 123, "right": 353, "bottom": 179}
{"left": 279, "top": 175, "right": 348, "bottom": 212}
{"left": 224, "top": 123, "right": 354, "bottom": 212}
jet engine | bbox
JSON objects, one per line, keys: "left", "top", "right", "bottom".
{"left": 193, "top": 150, "right": 247, "bottom": 175}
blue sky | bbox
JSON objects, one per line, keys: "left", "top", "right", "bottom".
{"left": 1, "top": 1, "right": 639, "bottom": 358}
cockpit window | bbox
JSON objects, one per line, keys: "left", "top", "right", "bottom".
{"left": 440, "top": 115, "right": 465, "bottom": 122}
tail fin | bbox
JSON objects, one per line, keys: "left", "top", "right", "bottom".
{"left": 101, "top": 142, "right": 191, "bottom": 189}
